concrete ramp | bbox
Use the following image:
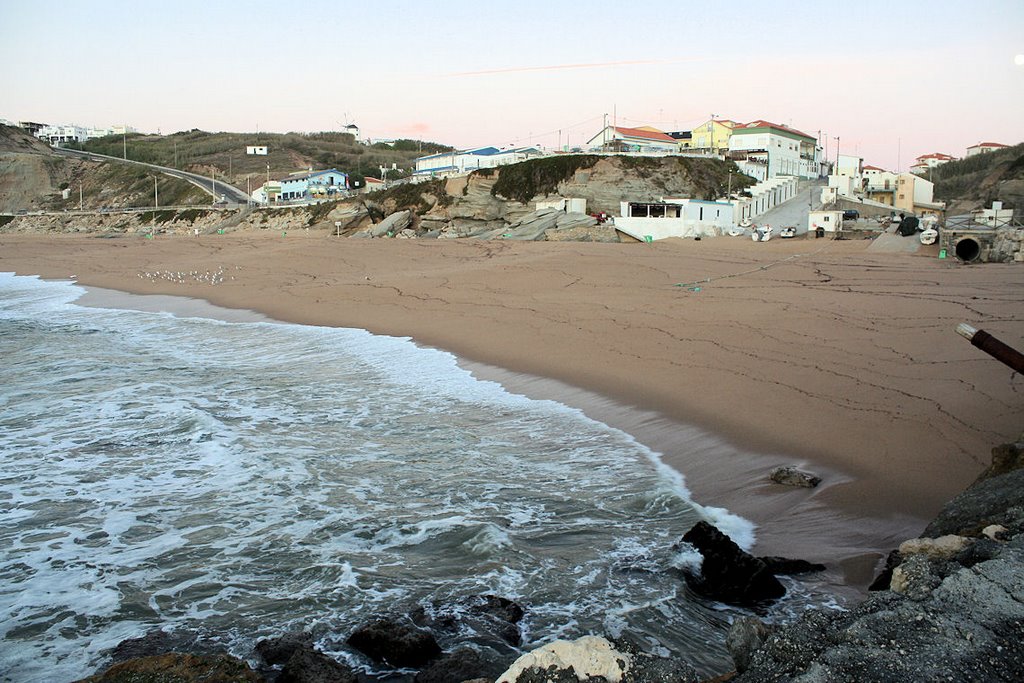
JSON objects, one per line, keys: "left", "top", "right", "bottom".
{"left": 868, "top": 231, "right": 926, "bottom": 254}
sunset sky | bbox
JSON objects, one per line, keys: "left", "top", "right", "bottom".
{"left": 2, "top": 0, "right": 1022, "bottom": 171}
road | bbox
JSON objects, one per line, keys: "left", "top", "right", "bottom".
{"left": 53, "top": 147, "right": 251, "bottom": 205}
{"left": 753, "top": 181, "right": 825, "bottom": 236}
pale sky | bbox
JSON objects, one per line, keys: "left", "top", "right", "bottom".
{"left": 2, "top": 0, "right": 1022, "bottom": 171}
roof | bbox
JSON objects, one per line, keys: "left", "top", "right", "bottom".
{"left": 863, "top": 165, "right": 887, "bottom": 171}
{"left": 732, "top": 120, "right": 815, "bottom": 141}
{"left": 916, "top": 152, "right": 954, "bottom": 160}
{"left": 280, "top": 168, "right": 347, "bottom": 183}
{"left": 968, "top": 142, "right": 1008, "bottom": 148}
{"left": 612, "top": 126, "right": 676, "bottom": 142}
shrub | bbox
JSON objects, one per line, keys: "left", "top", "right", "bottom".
{"left": 489, "top": 155, "right": 601, "bottom": 204}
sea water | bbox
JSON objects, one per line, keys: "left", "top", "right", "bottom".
{"left": 0, "top": 272, "right": 827, "bottom": 681}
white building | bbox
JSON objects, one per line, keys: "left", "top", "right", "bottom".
{"left": 614, "top": 198, "right": 735, "bottom": 241}
{"left": 36, "top": 123, "right": 137, "bottom": 144}
{"left": 966, "top": 142, "right": 1009, "bottom": 157}
{"left": 808, "top": 210, "right": 844, "bottom": 234}
{"left": 585, "top": 125, "right": 680, "bottom": 153}
{"left": 413, "top": 146, "right": 543, "bottom": 178}
{"left": 727, "top": 120, "right": 820, "bottom": 179}
{"left": 835, "top": 153, "right": 863, "bottom": 179}
{"left": 914, "top": 152, "right": 955, "bottom": 168}
{"left": 246, "top": 146, "right": 268, "bottom": 155}
{"left": 278, "top": 169, "right": 349, "bottom": 201}
{"left": 863, "top": 165, "right": 899, "bottom": 205}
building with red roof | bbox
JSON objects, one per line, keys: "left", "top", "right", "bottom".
{"left": 586, "top": 125, "right": 680, "bottom": 153}
{"left": 966, "top": 142, "right": 1010, "bottom": 157}
{"left": 728, "top": 119, "right": 822, "bottom": 179}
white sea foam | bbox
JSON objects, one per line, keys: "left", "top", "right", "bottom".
{"left": 0, "top": 273, "right": 836, "bottom": 682}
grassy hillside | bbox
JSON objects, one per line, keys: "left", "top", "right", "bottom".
{"left": 932, "top": 143, "right": 1024, "bottom": 210}
{"left": 0, "top": 124, "right": 206, "bottom": 211}
{"left": 68, "top": 131, "right": 453, "bottom": 189}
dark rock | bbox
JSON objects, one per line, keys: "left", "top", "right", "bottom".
{"left": 726, "top": 617, "right": 773, "bottom": 673}
{"left": 414, "top": 646, "right": 509, "bottom": 683}
{"left": 347, "top": 617, "right": 442, "bottom": 668}
{"left": 610, "top": 637, "right": 702, "bottom": 683}
{"left": 923, "top": 468, "right": 1024, "bottom": 538}
{"left": 768, "top": 466, "right": 821, "bottom": 488}
{"left": 868, "top": 549, "right": 901, "bottom": 591}
{"left": 411, "top": 594, "right": 525, "bottom": 651}
{"left": 77, "top": 652, "right": 262, "bottom": 682}
{"left": 105, "top": 628, "right": 228, "bottom": 664}
{"left": 757, "top": 557, "right": 826, "bottom": 575}
{"left": 680, "top": 521, "right": 786, "bottom": 605}
{"left": 732, "top": 543, "right": 1024, "bottom": 682}
{"left": 277, "top": 647, "right": 357, "bottom": 683}
{"left": 255, "top": 631, "right": 315, "bottom": 666}
{"left": 972, "top": 437, "right": 1024, "bottom": 484}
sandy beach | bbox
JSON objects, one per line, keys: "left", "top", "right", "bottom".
{"left": 2, "top": 232, "right": 1021, "bottom": 591}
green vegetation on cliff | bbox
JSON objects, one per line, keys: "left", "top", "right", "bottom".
{"left": 367, "top": 178, "right": 452, "bottom": 214}
{"left": 487, "top": 155, "right": 601, "bottom": 204}
{"left": 484, "top": 154, "right": 755, "bottom": 205}
{"left": 931, "top": 143, "right": 1024, "bottom": 207}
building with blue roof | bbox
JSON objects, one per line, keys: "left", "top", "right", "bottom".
{"left": 414, "top": 146, "right": 543, "bottom": 178}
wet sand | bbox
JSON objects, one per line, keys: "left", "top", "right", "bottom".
{"left": 3, "top": 232, "right": 1021, "bottom": 591}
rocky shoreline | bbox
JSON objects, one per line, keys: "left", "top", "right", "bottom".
{"left": 73, "top": 434, "right": 1024, "bottom": 683}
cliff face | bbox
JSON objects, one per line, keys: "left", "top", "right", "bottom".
{"left": 0, "top": 125, "right": 60, "bottom": 213}
{"left": 0, "top": 125, "right": 208, "bottom": 214}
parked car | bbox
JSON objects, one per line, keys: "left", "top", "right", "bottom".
{"left": 842, "top": 209, "right": 860, "bottom": 221}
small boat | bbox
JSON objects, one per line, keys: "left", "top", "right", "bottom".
{"left": 779, "top": 226, "right": 797, "bottom": 238}
{"left": 919, "top": 228, "right": 938, "bottom": 245}
{"left": 740, "top": 218, "right": 753, "bottom": 228}
{"left": 727, "top": 227, "right": 746, "bottom": 237}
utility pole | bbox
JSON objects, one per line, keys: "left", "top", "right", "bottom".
{"left": 173, "top": 139, "right": 177, "bottom": 167}
{"left": 79, "top": 184, "right": 83, "bottom": 210}
{"left": 123, "top": 131, "right": 127, "bottom": 159}
{"left": 835, "top": 136, "right": 841, "bottom": 175}
{"left": 154, "top": 176, "right": 158, "bottom": 208}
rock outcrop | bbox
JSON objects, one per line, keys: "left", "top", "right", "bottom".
{"left": 679, "top": 521, "right": 787, "bottom": 605}
{"left": 768, "top": 466, "right": 821, "bottom": 488}
{"left": 346, "top": 616, "right": 443, "bottom": 669}
{"left": 730, "top": 434, "right": 1024, "bottom": 682}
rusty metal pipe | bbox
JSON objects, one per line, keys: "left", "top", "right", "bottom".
{"left": 957, "top": 323, "right": 1024, "bottom": 374}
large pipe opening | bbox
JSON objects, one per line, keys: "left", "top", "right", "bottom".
{"left": 955, "top": 237, "right": 981, "bottom": 263}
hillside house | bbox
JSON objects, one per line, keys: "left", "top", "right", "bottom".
{"left": 863, "top": 165, "right": 899, "bottom": 205}
{"left": 914, "top": 152, "right": 956, "bottom": 169}
{"left": 585, "top": 126, "right": 679, "bottom": 153}
{"left": 413, "top": 146, "right": 543, "bottom": 178}
{"left": 690, "top": 118, "right": 737, "bottom": 154}
{"left": 278, "top": 169, "right": 349, "bottom": 201}
{"left": 894, "top": 173, "right": 945, "bottom": 216}
{"left": 966, "top": 142, "right": 1009, "bottom": 157}
{"left": 728, "top": 120, "right": 820, "bottom": 179}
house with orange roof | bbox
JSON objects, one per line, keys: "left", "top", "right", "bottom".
{"left": 966, "top": 142, "right": 1009, "bottom": 157}
{"left": 914, "top": 152, "right": 956, "bottom": 170}
{"left": 727, "top": 120, "right": 821, "bottom": 179}
{"left": 585, "top": 125, "right": 680, "bottom": 153}
{"left": 689, "top": 118, "right": 737, "bottom": 154}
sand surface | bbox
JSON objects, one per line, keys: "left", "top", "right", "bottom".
{"left": 3, "top": 232, "right": 1021, "bottom": 590}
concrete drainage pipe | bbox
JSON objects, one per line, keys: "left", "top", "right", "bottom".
{"left": 954, "top": 237, "right": 981, "bottom": 263}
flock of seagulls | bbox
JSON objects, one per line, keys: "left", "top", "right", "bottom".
{"left": 137, "top": 265, "right": 238, "bottom": 285}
